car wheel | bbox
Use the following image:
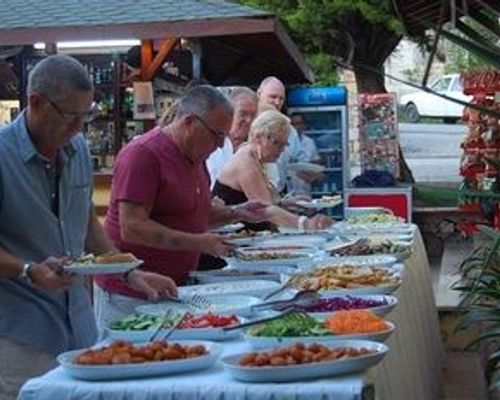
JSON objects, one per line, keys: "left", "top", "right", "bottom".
{"left": 404, "top": 103, "right": 420, "bottom": 123}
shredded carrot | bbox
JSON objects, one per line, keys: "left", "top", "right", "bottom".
{"left": 325, "top": 310, "right": 389, "bottom": 334}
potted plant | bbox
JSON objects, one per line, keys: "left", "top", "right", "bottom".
{"left": 453, "top": 225, "right": 500, "bottom": 393}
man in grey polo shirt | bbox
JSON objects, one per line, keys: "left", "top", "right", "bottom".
{"left": 0, "top": 55, "right": 177, "bottom": 399}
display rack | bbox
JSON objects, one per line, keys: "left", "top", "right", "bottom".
{"left": 458, "top": 70, "right": 500, "bottom": 231}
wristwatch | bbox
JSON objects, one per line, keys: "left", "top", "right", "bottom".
{"left": 19, "top": 262, "right": 34, "bottom": 284}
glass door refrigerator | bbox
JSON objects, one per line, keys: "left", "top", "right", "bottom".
{"left": 287, "top": 86, "right": 349, "bottom": 219}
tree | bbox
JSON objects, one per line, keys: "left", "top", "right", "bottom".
{"left": 240, "top": 0, "right": 415, "bottom": 182}
{"left": 238, "top": 0, "right": 405, "bottom": 93}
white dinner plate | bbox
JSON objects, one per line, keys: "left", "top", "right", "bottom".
{"left": 58, "top": 340, "right": 223, "bottom": 381}
{"left": 244, "top": 322, "right": 395, "bottom": 349}
{"left": 211, "top": 223, "right": 245, "bottom": 234}
{"left": 287, "top": 162, "right": 325, "bottom": 173}
{"left": 222, "top": 340, "right": 388, "bottom": 383}
{"left": 295, "top": 199, "right": 343, "bottom": 210}
{"left": 107, "top": 325, "right": 241, "bottom": 342}
{"left": 63, "top": 260, "right": 142, "bottom": 275}
{"left": 136, "top": 294, "right": 262, "bottom": 317}
{"left": 307, "top": 295, "right": 398, "bottom": 318}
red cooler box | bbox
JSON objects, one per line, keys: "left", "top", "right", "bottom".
{"left": 344, "top": 185, "right": 413, "bottom": 222}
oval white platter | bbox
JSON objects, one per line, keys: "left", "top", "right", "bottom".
{"left": 63, "top": 260, "right": 142, "bottom": 275}
{"left": 244, "top": 322, "right": 395, "bottom": 349}
{"left": 222, "top": 340, "right": 388, "bottom": 383}
{"left": 307, "top": 295, "right": 399, "bottom": 318}
{"left": 178, "top": 280, "right": 281, "bottom": 299}
{"left": 136, "top": 294, "right": 262, "bottom": 318}
{"left": 313, "top": 255, "right": 399, "bottom": 269}
{"left": 58, "top": 340, "right": 223, "bottom": 381}
{"left": 226, "top": 253, "right": 313, "bottom": 269}
{"left": 190, "top": 270, "right": 282, "bottom": 283}
{"left": 107, "top": 325, "right": 241, "bottom": 342}
{"left": 260, "top": 235, "right": 329, "bottom": 248}
{"left": 317, "top": 280, "right": 402, "bottom": 297}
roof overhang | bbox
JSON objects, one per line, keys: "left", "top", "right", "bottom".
{"left": 0, "top": 15, "right": 313, "bottom": 85}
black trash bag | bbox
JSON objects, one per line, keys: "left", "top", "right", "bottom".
{"left": 351, "top": 169, "right": 396, "bottom": 188}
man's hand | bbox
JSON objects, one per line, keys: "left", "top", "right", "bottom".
{"left": 126, "top": 270, "right": 178, "bottom": 302}
{"left": 232, "top": 201, "right": 268, "bottom": 223}
{"left": 305, "top": 214, "right": 333, "bottom": 230}
{"left": 196, "top": 233, "right": 234, "bottom": 257}
{"left": 29, "top": 257, "right": 73, "bottom": 291}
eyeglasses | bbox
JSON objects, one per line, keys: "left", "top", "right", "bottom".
{"left": 41, "top": 93, "right": 96, "bottom": 123}
{"left": 193, "top": 114, "right": 226, "bottom": 143}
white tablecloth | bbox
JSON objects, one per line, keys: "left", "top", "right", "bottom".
{"left": 19, "top": 226, "right": 443, "bottom": 400}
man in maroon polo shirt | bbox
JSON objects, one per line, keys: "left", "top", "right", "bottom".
{"left": 94, "top": 85, "right": 266, "bottom": 330}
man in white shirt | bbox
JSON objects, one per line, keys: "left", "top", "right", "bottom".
{"left": 288, "top": 113, "right": 323, "bottom": 195}
{"left": 256, "top": 76, "right": 303, "bottom": 192}
{"left": 206, "top": 87, "right": 257, "bottom": 188}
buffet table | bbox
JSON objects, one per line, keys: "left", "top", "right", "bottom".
{"left": 19, "top": 227, "right": 443, "bottom": 400}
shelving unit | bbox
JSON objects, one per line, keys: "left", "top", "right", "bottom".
{"left": 287, "top": 87, "right": 348, "bottom": 219}
{"left": 458, "top": 69, "right": 500, "bottom": 231}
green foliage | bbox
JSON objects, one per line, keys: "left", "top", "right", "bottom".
{"left": 305, "top": 54, "right": 339, "bottom": 86}
{"left": 453, "top": 228, "right": 500, "bottom": 389}
{"left": 238, "top": 0, "right": 405, "bottom": 87}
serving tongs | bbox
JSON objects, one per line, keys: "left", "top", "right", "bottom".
{"left": 252, "top": 290, "right": 321, "bottom": 312}
{"left": 164, "top": 293, "right": 213, "bottom": 310}
{"left": 222, "top": 307, "right": 310, "bottom": 332}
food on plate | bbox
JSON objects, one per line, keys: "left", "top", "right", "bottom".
{"left": 236, "top": 251, "right": 305, "bottom": 261}
{"left": 238, "top": 342, "right": 374, "bottom": 366}
{"left": 287, "top": 265, "right": 400, "bottom": 291}
{"left": 330, "top": 238, "right": 411, "bottom": 257}
{"left": 314, "top": 195, "right": 342, "bottom": 204}
{"left": 248, "top": 310, "right": 391, "bottom": 338}
{"left": 325, "top": 310, "right": 390, "bottom": 334}
{"left": 248, "top": 312, "right": 329, "bottom": 337}
{"left": 72, "top": 252, "right": 138, "bottom": 265}
{"left": 295, "top": 296, "right": 389, "bottom": 313}
{"left": 347, "top": 213, "right": 403, "bottom": 224}
{"left": 243, "top": 245, "right": 311, "bottom": 252}
{"left": 74, "top": 340, "right": 207, "bottom": 365}
{"left": 226, "top": 229, "right": 273, "bottom": 239}
{"left": 110, "top": 312, "right": 239, "bottom": 331}
{"left": 95, "top": 252, "right": 137, "bottom": 264}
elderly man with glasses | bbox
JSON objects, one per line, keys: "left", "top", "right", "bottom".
{"left": 0, "top": 55, "right": 177, "bottom": 400}
{"left": 94, "top": 85, "right": 266, "bottom": 332}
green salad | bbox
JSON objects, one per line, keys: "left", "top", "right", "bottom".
{"left": 109, "top": 314, "right": 176, "bottom": 331}
{"left": 248, "top": 313, "right": 330, "bottom": 337}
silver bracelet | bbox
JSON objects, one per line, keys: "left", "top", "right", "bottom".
{"left": 297, "top": 216, "right": 307, "bottom": 232}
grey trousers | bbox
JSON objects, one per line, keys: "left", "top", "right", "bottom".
{"left": 0, "top": 335, "right": 56, "bottom": 400}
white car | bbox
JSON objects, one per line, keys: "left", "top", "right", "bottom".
{"left": 400, "top": 74, "right": 472, "bottom": 123}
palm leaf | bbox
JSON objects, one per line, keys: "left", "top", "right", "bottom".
{"left": 465, "top": 326, "right": 500, "bottom": 350}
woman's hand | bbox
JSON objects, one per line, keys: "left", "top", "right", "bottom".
{"left": 126, "top": 270, "right": 178, "bottom": 301}
{"left": 305, "top": 214, "right": 333, "bottom": 230}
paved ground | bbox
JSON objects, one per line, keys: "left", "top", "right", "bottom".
{"left": 399, "top": 123, "right": 467, "bottom": 182}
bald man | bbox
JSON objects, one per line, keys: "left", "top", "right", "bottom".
{"left": 257, "top": 77, "right": 303, "bottom": 193}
